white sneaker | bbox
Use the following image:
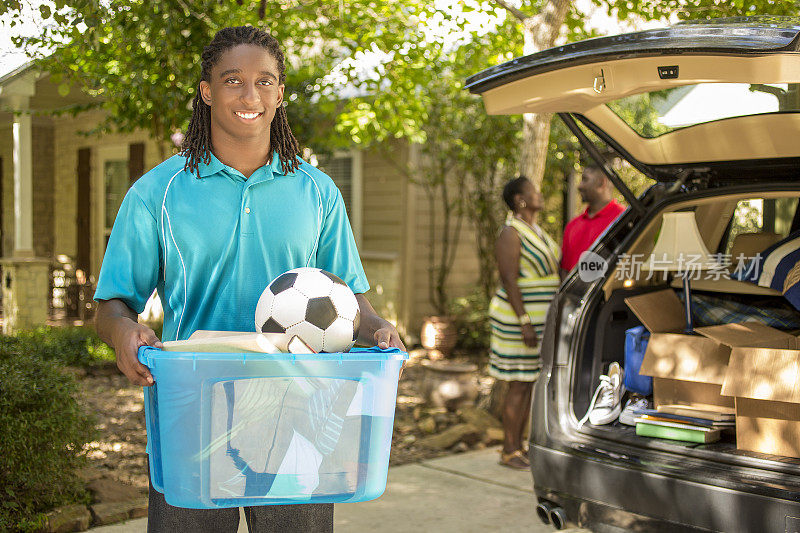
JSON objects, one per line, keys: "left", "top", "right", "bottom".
{"left": 618, "top": 395, "right": 651, "bottom": 426}
{"left": 578, "top": 362, "right": 625, "bottom": 428}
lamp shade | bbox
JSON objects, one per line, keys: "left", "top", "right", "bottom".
{"left": 646, "top": 211, "right": 715, "bottom": 271}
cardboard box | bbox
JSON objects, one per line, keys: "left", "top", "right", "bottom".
{"left": 625, "top": 289, "right": 795, "bottom": 412}
{"left": 722, "top": 346, "right": 800, "bottom": 458}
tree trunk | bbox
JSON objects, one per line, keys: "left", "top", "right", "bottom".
{"left": 517, "top": 0, "right": 572, "bottom": 190}
{"left": 520, "top": 112, "right": 552, "bottom": 190}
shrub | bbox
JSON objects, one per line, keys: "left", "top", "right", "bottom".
{"left": 448, "top": 290, "right": 491, "bottom": 357}
{"left": 0, "top": 326, "right": 114, "bottom": 369}
{"left": 0, "top": 345, "right": 96, "bottom": 531}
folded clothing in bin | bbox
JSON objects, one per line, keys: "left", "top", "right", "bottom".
{"left": 139, "top": 346, "right": 407, "bottom": 509}
{"left": 624, "top": 326, "right": 652, "bottom": 396}
{"left": 207, "top": 377, "right": 360, "bottom": 500}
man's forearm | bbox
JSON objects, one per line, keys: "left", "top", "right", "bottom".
{"left": 95, "top": 299, "right": 139, "bottom": 351}
{"left": 354, "top": 293, "right": 390, "bottom": 346}
{"left": 96, "top": 298, "right": 161, "bottom": 386}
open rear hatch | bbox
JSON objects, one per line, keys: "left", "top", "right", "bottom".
{"left": 466, "top": 17, "right": 800, "bottom": 178}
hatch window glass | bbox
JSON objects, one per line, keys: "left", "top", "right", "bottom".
{"left": 722, "top": 197, "right": 799, "bottom": 258}
{"left": 608, "top": 83, "right": 800, "bottom": 138}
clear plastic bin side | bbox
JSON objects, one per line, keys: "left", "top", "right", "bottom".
{"left": 137, "top": 346, "right": 405, "bottom": 508}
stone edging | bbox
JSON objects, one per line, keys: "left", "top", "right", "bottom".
{"left": 41, "top": 498, "right": 147, "bottom": 533}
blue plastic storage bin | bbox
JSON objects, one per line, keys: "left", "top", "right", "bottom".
{"left": 138, "top": 346, "right": 407, "bottom": 509}
{"left": 623, "top": 326, "right": 652, "bottom": 396}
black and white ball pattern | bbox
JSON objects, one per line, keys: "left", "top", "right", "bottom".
{"left": 254, "top": 267, "right": 361, "bottom": 353}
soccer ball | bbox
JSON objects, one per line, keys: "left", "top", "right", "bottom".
{"left": 254, "top": 267, "right": 361, "bottom": 353}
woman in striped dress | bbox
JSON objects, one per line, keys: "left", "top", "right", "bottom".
{"left": 490, "top": 176, "right": 560, "bottom": 469}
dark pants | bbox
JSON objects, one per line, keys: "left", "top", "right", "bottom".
{"left": 147, "top": 479, "right": 334, "bottom": 533}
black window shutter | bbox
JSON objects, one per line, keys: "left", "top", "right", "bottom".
{"left": 77, "top": 147, "right": 91, "bottom": 275}
{"left": 128, "top": 142, "right": 145, "bottom": 185}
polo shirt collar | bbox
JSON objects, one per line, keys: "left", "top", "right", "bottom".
{"left": 195, "top": 151, "right": 284, "bottom": 180}
{"left": 196, "top": 153, "right": 225, "bottom": 178}
{"left": 582, "top": 199, "right": 619, "bottom": 220}
{"left": 269, "top": 152, "right": 285, "bottom": 176}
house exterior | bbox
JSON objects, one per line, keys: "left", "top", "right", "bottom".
{"left": 0, "top": 63, "right": 481, "bottom": 340}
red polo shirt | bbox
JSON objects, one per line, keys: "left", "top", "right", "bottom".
{"left": 560, "top": 200, "right": 625, "bottom": 272}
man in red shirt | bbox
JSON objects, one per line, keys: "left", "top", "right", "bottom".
{"left": 560, "top": 165, "right": 625, "bottom": 278}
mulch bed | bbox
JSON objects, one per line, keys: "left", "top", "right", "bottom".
{"left": 79, "top": 368, "right": 150, "bottom": 491}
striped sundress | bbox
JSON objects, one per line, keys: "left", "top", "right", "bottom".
{"left": 488, "top": 215, "right": 560, "bottom": 382}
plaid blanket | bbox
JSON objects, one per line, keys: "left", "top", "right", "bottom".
{"left": 679, "top": 291, "right": 800, "bottom": 330}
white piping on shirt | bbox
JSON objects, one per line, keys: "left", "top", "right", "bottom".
{"left": 160, "top": 168, "right": 187, "bottom": 341}
{"left": 296, "top": 165, "right": 324, "bottom": 267}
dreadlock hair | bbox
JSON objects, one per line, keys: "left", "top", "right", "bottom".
{"left": 502, "top": 176, "right": 531, "bottom": 211}
{"left": 181, "top": 26, "right": 300, "bottom": 176}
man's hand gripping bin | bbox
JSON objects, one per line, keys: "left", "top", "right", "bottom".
{"left": 138, "top": 345, "right": 407, "bottom": 509}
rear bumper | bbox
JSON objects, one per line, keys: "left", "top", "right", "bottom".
{"left": 533, "top": 443, "right": 800, "bottom": 532}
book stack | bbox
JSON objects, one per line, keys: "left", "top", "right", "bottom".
{"left": 633, "top": 405, "right": 735, "bottom": 444}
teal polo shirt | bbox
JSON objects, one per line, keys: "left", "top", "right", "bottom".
{"left": 94, "top": 152, "right": 369, "bottom": 341}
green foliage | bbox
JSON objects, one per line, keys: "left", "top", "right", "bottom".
{"left": 2, "top": 0, "right": 426, "bottom": 155}
{"left": 0, "top": 326, "right": 115, "bottom": 369}
{"left": 332, "top": 4, "right": 522, "bottom": 149}
{"left": 0, "top": 345, "right": 96, "bottom": 531}
{"left": 448, "top": 290, "right": 491, "bottom": 357}
{"left": 607, "top": 91, "right": 674, "bottom": 139}
{"left": 594, "top": 0, "right": 799, "bottom": 21}
{"left": 414, "top": 69, "right": 521, "bottom": 311}
{"left": 540, "top": 118, "right": 582, "bottom": 240}
{"left": 329, "top": 6, "right": 523, "bottom": 309}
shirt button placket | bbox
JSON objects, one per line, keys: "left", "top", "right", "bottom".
{"left": 242, "top": 187, "right": 252, "bottom": 236}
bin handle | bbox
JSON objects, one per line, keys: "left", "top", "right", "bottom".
{"left": 138, "top": 345, "right": 158, "bottom": 368}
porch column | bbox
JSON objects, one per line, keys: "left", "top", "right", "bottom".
{"left": 0, "top": 72, "right": 50, "bottom": 333}
{"left": 11, "top": 96, "right": 34, "bottom": 255}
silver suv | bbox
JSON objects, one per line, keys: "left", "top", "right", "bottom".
{"left": 468, "top": 17, "right": 800, "bottom": 532}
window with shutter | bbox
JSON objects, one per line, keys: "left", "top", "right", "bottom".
{"left": 317, "top": 151, "right": 362, "bottom": 246}
{"left": 318, "top": 155, "right": 353, "bottom": 217}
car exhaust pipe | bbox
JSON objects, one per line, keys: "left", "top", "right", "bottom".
{"left": 535, "top": 501, "right": 554, "bottom": 524}
{"left": 549, "top": 506, "right": 568, "bottom": 530}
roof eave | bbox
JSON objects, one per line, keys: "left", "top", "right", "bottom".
{"left": 0, "top": 60, "right": 40, "bottom": 87}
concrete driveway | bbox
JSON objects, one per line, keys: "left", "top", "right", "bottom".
{"left": 89, "top": 447, "right": 588, "bottom": 532}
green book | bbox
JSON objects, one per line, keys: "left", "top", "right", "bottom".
{"left": 635, "top": 422, "right": 721, "bottom": 444}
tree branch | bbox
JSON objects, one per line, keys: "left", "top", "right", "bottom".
{"left": 491, "top": 0, "right": 530, "bottom": 22}
{"left": 175, "top": 0, "right": 211, "bottom": 24}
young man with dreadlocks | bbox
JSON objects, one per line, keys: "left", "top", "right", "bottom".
{"left": 95, "top": 25, "right": 404, "bottom": 532}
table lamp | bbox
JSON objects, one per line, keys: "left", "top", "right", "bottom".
{"left": 645, "top": 211, "right": 716, "bottom": 333}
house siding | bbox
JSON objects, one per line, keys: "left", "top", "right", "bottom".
{"left": 52, "top": 109, "right": 164, "bottom": 276}
{"left": 359, "top": 143, "right": 406, "bottom": 330}
{"left": 360, "top": 144, "right": 406, "bottom": 255}
{"left": 360, "top": 141, "right": 482, "bottom": 338}
{"left": 32, "top": 122, "right": 54, "bottom": 258}
{"left": 408, "top": 171, "right": 480, "bottom": 334}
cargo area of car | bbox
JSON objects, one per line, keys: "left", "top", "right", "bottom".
{"left": 570, "top": 190, "right": 800, "bottom": 477}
